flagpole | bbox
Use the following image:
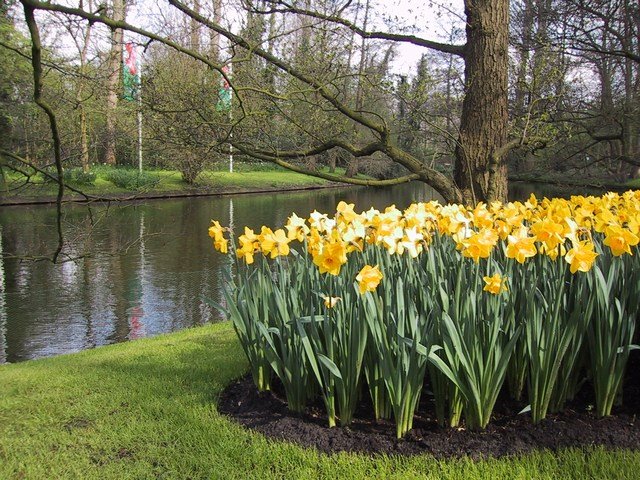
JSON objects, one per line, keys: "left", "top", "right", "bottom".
{"left": 137, "top": 43, "right": 143, "bottom": 174}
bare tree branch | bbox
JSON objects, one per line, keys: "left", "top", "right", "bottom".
{"left": 245, "top": 0, "right": 466, "bottom": 57}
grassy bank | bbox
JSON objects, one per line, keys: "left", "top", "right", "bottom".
{"left": 627, "top": 178, "right": 640, "bottom": 188}
{"left": 509, "top": 172, "right": 638, "bottom": 192}
{"left": 0, "top": 164, "right": 353, "bottom": 205}
{"left": 1, "top": 322, "right": 639, "bottom": 479}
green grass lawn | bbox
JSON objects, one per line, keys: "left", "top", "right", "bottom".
{"left": 1, "top": 322, "right": 639, "bottom": 479}
{"left": 626, "top": 178, "right": 640, "bottom": 188}
{"left": 0, "top": 165, "right": 361, "bottom": 203}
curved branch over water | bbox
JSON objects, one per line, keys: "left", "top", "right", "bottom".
{"left": 22, "top": 2, "right": 65, "bottom": 263}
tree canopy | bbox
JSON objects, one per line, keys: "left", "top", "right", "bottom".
{"left": 1, "top": 0, "right": 638, "bottom": 207}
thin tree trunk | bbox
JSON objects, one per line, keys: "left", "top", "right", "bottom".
{"left": 514, "top": 0, "right": 534, "bottom": 117}
{"left": 104, "top": 0, "right": 125, "bottom": 166}
{"left": 445, "top": 28, "right": 457, "bottom": 134}
{"left": 190, "top": 0, "right": 201, "bottom": 52}
{"left": 347, "top": 0, "right": 371, "bottom": 178}
{"left": 529, "top": 0, "right": 551, "bottom": 113}
{"left": 622, "top": 0, "right": 637, "bottom": 176}
{"left": 0, "top": 161, "right": 6, "bottom": 193}
{"left": 77, "top": 1, "right": 93, "bottom": 173}
{"left": 209, "top": 0, "right": 222, "bottom": 61}
{"left": 263, "top": 9, "right": 277, "bottom": 87}
{"left": 23, "top": 117, "right": 31, "bottom": 163}
{"left": 79, "top": 104, "right": 89, "bottom": 172}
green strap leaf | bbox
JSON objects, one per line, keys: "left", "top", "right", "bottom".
{"left": 317, "top": 354, "right": 343, "bottom": 380}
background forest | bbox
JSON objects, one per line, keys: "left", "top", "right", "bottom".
{"left": 0, "top": 0, "right": 638, "bottom": 203}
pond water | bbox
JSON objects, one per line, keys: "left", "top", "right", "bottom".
{"left": 0, "top": 181, "right": 601, "bottom": 363}
{"left": 0, "top": 183, "right": 446, "bottom": 363}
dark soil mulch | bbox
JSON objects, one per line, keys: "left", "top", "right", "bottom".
{"left": 218, "top": 356, "right": 640, "bottom": 458}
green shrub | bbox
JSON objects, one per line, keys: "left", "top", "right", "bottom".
{"left": 41, "top": 166, "right": 97, "bottom": 185}
{"left": 105, "top": 169, "right": 160, "bottom": 190}
{"left": 65, "top": 168, "right": 96, "bottom": 185}
{"left": 41, "top": 165, "right": 61, "bottom": 183}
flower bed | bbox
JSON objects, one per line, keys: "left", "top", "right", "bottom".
{"left": 209, "top": 191, "right": 640, "bottom": 438}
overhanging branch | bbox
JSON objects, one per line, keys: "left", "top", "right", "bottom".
{"left": 233, "top": 143, "right": 420, "bottom": 187}
{"left": 23, "top": 2, "right": 66, "bottom": 263}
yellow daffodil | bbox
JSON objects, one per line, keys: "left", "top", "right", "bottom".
{"left": 356, "top": 265, "right": 383, "bottom": 294}
{"left": 472, "top": 203, "right": 494, "bottom": 229}
{"left": 538, "top": 242, "right": 566, "bottom": 261}
{"left": 336, "top": 201, "right": 358, "bottom": 223}
{"left": 525, "top": 193, "right": 538, "bottom": 209}
{"left": 627, "top": 214, "right": 640, "bottom": 235}
{"left": 565, "top": 241, "right": 598, "bottom": 273}
{"left": 593, "top": 209, "right": 616, "bottom": 233}
{"left": 501, "top": 202, "right": 524, "bottom": 227}
{"left": 505, "top": 226, "right": 537, "bottom": 264}
{"left": 306, "top": 227, "right": 323, "bottom": 257}
{"left": 323, "top": 296, "right": 341, "bottom": 308}
{"left": 285, "top": 213, "right": 310, "bottom": 242}
{"left": 440, "top": 204, "right": 472, "bottom": 235}
{"left": 260, "top": 227, "right": 290, "bottom": 259}
{"left": 312, "top": 239, "right": 347, "bottom": 276}
{"left": 493, "top": 219, "right": 512, "bottom": 240}
{"left": 530, "top": 217, "right": 566, "bottom": 252}
{"left": 404, "top": 202, "right": 436, "bottom": 231}
{"left": 483, "top": 274, "right": 508, "bottom": 294}
{"left": 236, "top": 227, "right": 258, "bottom": 264}
{"left": 603, "top": 225, "right": 639, "bottom": 256}
{"left": 209, "top": 191, "right": 640, "bottom": 285}
{"left": 461, "top": 228, "right": 499, "bottom": 262}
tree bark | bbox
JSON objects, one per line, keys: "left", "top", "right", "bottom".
{"left": 348, "top": 0, "right": 371, "bottom": 178}
{"left": 455, "top": 0, "right": 510, "bottom": 204}
{"left": 190, "top": 0, "right": 201, "bottom": 52}
{"left": 621, "top": 0, "right": 638, "bottom": 177}
{"left": 77, "top": 1, "right": 93, "bottom": 173}
{"left": 514, "top": 0, "right": 534, "bottom": 117}
{"left": 209, "top": 0, "right": 222, "bottom": 61}
{"left": 104, "top": 0, "right": 125, "bottom": 166}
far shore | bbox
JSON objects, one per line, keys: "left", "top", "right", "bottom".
{"left": 2, "top": 167, "right": 637, "bottom": 208}
{"left": 0, "top": 181, "right": 351, "bottom": 207}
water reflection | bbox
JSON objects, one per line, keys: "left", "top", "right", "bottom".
{"left": 0, "top": 183, "right": 442, "bottom": 363}
{"left": 508, "top": 181, "right": 604, "bottom": 201}
{"left": 0, "top": 226, "right": 7, "bottom": 364}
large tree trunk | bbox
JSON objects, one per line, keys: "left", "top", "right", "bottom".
{"left": 455, "top": 0, "right": 509, "bottom": 204}
{"left": 103, "top": 0, "right": 125, "bottom": 166}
